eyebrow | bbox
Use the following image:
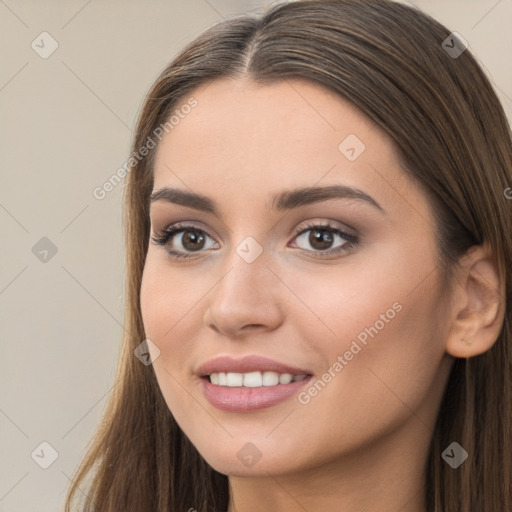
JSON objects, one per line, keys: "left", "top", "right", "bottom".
{"left": 149, "top": 184, "right": 385, "bottom": 215}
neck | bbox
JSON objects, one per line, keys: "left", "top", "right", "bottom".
{"left": 226, "top": 414, "right": 431, "bottom": 512}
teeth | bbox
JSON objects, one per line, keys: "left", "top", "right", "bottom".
{"left": 243, "top": 371, "right": 262, "bottom": 387}
{"left": 226, "top": 372, "right": 243, "bottom": 387}
{"left": 279, "top": 373, "right": 293, "bottom": 384}
{"left": 262, "top": 371, "right": 279, "bottom": 386}
{"left": 208, "top": 371, "right": 308, "bottom": 387}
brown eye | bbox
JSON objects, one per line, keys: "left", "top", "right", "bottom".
{"left": 293, "top": 224, "right": 356, "bottom": 255}
{"left": 151, "top": 225, "right": 218, "bottom": 259}
{"left": 307, "top": 228, "right": 335, "bottom": 250}
{"left": 180, "top": 229, "right": 206, "bottom": 251}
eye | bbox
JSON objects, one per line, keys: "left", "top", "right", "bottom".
{"left": 290, "top": 221, "right": 358, "bottom": 259}
{"left": 151, "top": 223, "right": 218, "bottom": 259}
{"left": 151, "top": 220, "right": 358, "bottom": 260}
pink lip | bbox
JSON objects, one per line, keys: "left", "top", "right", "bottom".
{"left": 200, "top": 376, "right": 313, "bottom": 412}
{"left": 196, "top": 355, "right": 311, "bottom": 377}
{"left": 196, "top": 355, "right": 313, "bottom": 412}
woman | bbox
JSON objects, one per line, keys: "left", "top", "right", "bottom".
{"left": 64, "top": 0, "right": 512, "bottom": 510}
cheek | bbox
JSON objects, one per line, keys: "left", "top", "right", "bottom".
{"left": 282, "top": 254, "right": 402, "bottom": 348}
{"left": 287, "top": 250, "right": 445, "bottom": 419}
{"left": 312, "top": 282, "right": 443, "bottom": 423}
{"left": 139, "top": 260, "right": 200, "bottom": 421}
{"left": 139, "top": 258, "right": 199, "bottom": 385}
{"left": 140, "top": 255, "right": 202, "bottom": 342}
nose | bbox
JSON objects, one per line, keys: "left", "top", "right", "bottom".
{"left": 203, "top": 250, "right": 284, "bottom": 338}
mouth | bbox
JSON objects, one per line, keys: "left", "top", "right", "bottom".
{"left": 203, "top": 371, "right": 311, "bottom": 387}
{"left": 199, "top": 372, "right": 314, "bottom": 412}
{"left": 196, "top": 355, "right": 314, "bottom": 411}
{"left": 196, "top": 354, "right": 312, "bottom": 380}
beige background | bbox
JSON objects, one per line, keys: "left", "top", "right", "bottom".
{"left": 1, "top": 1, "right": 511, "bottom": 511}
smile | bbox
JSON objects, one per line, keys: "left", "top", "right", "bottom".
{"left": 201, "top": 374, "right": 313, "bottom": 412}
{"left": 208, "top": 371, "right": 310, "bottom": 387}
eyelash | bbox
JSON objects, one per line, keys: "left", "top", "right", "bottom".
{"left": 150, "top": 220, "right": 358, "bottom": 260}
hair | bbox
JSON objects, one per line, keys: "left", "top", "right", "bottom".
{"left": 63, "top": 0, "right": 512, "bottom": 510}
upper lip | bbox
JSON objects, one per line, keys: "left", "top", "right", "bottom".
{"left": 196, "top": 355, "right": 312, "bottom": 377}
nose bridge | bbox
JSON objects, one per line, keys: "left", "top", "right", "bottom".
{"left": 217, "top": 232, "right": 271, "bottom": 301}
{"left": 220, "top": 208, "right": 269, "bottom": 270}
{"left": 204, "top": 230, "right": 283, "bottom": 334}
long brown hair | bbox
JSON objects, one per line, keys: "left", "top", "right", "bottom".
{"left": 63, "top": 0, "right": 512, "bottom": 510}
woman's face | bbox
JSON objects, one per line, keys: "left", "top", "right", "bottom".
{"left": 140, "top": 77, "right": 454, "bottom": 477}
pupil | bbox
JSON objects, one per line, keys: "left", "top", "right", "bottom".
{"left": 310, "top": 229, "right": 333, "bottom": 250}
{"left": 183, "top": 230, "right": 204, "bottom": 251}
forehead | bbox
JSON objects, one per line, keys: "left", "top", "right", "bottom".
{"left": 151, "top": 77, "right": 426, "bottom": 222}
{"left": 155, "top": 77, "right": 392, "bottom": 170}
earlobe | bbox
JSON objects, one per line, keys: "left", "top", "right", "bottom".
{"left": 445, "top": 244, "right": 504, "bottom": 359}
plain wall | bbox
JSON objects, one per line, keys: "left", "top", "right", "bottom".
{"left": 1, "top": 1, "right": 511, "bottom": 510}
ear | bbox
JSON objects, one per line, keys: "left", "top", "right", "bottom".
{"left": 445, "top": 243, "right": 504, "bottom": 359}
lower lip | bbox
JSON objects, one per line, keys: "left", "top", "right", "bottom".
{"left": 201, "top": 376, "right": 313, "bottom": 412}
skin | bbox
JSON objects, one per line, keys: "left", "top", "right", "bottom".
{"left": 140, "top": 77, "right": 502, "bottom": 512}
